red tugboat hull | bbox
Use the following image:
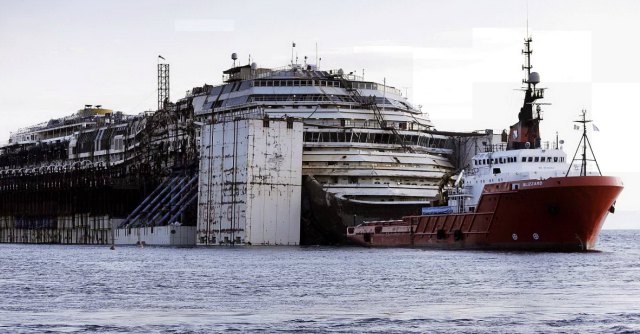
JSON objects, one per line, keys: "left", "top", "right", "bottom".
{"left": 347, "top": 176, "right": 623, "bottom": 251}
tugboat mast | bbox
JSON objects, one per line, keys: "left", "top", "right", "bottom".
{"left": 523, "top": 37, "right": 533, "bottom": 89}
{"left": 566, "top": 109, "right": 602, "bottom": 176}
{"left": 507, "top": 36, "right": 547, "bottom": 151}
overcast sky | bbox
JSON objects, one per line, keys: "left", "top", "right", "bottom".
{"left": 0, "top": 0, "right": 638, "bottom": 227}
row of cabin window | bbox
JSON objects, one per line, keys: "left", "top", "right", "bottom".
{"left": 252, "top": 79, "right": 404, "bottom": 97}
{"left": 522, "top": 156, "right": 565, "bottom": 163}
{"left": 250, "top": 94, "right": 356, "bottom": 103}
{"left": 475, "top": 156, "right": 565, "bottom": 165}
{"left": 303, "top": 130, "right": 447, "bottom": 148}
{"left": 475, "top": 157, "right": 517, "bottom": 165}
{"left": 253, "top": 80, "right": 341, "bottom": 88}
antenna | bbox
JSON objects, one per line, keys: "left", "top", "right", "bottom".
{"left": 526, "top": 0, "right": 529, "bottom": 37}
{"left": 315, "top": 42, "right": 318, "bottom": 67}
{"left": 382, "top": 77, "right": 386, "bottom": 113}
{"left": 522, "top": 37, "right": 533, "bottom": 87}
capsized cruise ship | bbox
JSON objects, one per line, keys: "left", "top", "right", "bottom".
{"left": 0, "top": 50, "right": 487, "bottom": 246}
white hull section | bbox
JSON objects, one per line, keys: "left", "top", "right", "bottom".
{"left": 115, "top": 226, "right": 196, "bottom": 246}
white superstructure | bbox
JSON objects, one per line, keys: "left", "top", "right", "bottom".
{"left": 449, "top": 147, "right": 569, "bottom": 213}
{"left": 184, "top": 61, "right": 455, "bottom": 207}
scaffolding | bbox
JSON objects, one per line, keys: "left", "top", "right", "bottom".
{"left": 158, "top": 63, "right": 170, "bottom": 111}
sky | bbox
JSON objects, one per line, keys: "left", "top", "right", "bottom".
{"left": 0, "top": 0, "right": 638, "bottom": 227}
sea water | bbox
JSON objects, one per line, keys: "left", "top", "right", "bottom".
{"left": 1, "top": 230, "right": 639, "bottom": 333}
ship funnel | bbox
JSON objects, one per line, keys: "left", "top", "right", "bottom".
{"left": 529, "top": 72, "right": 540, "bottom": 85}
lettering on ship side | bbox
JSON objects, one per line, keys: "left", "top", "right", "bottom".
{"left": 521, "top": 181, "right": 543, "bottom": 188}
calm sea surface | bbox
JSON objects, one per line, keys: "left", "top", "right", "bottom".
{"left": 1, "top": 230, "right": 639, "bottom": 334}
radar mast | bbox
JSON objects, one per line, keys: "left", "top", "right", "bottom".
{"left": 506, "top": 36, "right": 547, "bottom": 151}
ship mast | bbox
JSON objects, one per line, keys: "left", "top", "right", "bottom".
{"left": 507, "top": 36, "right": 546, "bottom": 151}
{"left": 566, "top": 109, "right": 602, "bottom": 176}
{"left": 523, "top": 37, "right": 533, "bottom": 89}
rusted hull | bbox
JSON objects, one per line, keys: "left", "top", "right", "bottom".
{"left": 301, "top": 175, "right": 423, "bottom": 245}
{"left": 347, "top": 176, "right": 623, "bottom": 251}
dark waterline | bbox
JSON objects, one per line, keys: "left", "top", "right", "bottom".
{"left": 1, "top": 230, "right": 639, "bottom": 333}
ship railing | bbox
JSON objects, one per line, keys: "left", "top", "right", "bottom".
{"left": 212, "top": 107, "right": 266, "bottom": 123}
{"left": 254, "top": 66, "right": 292, "bottom": 78}
{"left": 216, "top": 99, "right": 417, "bottom": 115}
{"left": 251, "top": 67, "right": 403, "bottom": 94}
{"left": 11, "top": 112, "right": 85, "bottom": 136}
{"left": 251, "top": 65, "right": 323, "bottom": 80}
{"left": 211, "top": 102, "right": 263, "bottom": 114}
{"left": 483, "top": 140, "right": 554, "bottom": 152}
{"left": 484, "top": 143, "right": 507, "bottom": 152}
{"left": 447, "top": 186, "right": 473, "bottom": 197}
{"left": 0, "top": 158, "right": 120, "bottom": 177}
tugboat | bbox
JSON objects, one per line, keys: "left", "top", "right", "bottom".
{"left": 346, "top": 37, "right": 623, "bottom": 251}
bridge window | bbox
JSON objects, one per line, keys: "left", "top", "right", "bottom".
{"left": 528, "top": 157, "right": 533, "bottom": 162}
{"left": 534, "top": 157, "right": 539, "bottom": 162}
{"left": 554, "top": 157, "right": 558, "bottom": 162}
